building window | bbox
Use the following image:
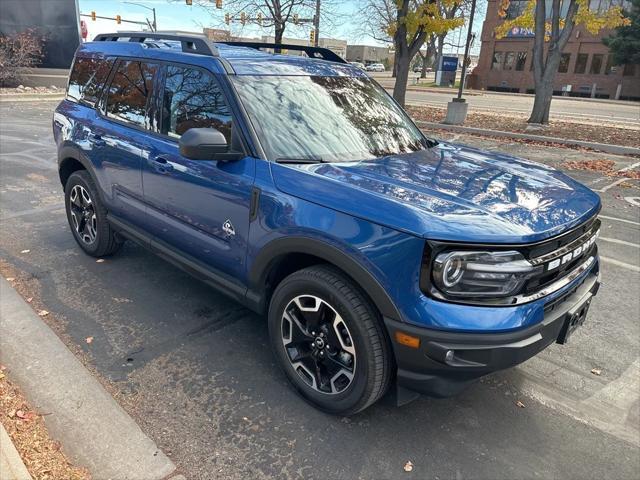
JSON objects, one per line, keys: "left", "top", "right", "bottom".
{"left": 515, "top": 51, "right": 527, "bottom": 71}
{"left": 590, "top": 54, "right": 604, "bottom": 74}
{"left": 623, "top": 63, "right": 636, "bottom": 76}
{"left": 505, "top": 0, "right": 528, "bottom": 19}
{"left": 604, "top": 55, "right": 615, "bottom": 75}
{"left": 558, "top": 53, "right": 571, "bottom": 73}
{"left": 574, "top": 53, "right": 588, "bottom": 74}
{"left": 492, "top": 51, "right": 505, "bottom": 70}
{"left": 504, "top": 52, "right": 516, "bottom": 70}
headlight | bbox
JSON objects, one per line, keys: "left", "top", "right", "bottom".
{"left": 432, "top": 250, "right": 542, "bottom": 299}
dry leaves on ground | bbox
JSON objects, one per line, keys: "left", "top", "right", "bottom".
{"left": 0, "top": 370, "right": 91, "bottom": 480}
{"left": 404, "top": 460, "right": 414, "bottom": 472}
{"left": 407, "top": 106, "right": 640, "bottom": 149}
{"left": 516, "top": 400, "right": 526, "bottom": 408}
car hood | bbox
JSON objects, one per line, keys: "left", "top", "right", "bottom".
{"left": 270, "top": 143, "right": 601, "bottom": 243}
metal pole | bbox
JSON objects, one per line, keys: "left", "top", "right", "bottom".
{"left": 314, "top": 0, "right": 320, "bottom": 47}
{"left": 152, "top": 7, "right": 157, "bottom": 32}
{"left": 457, "top": 0, "right": 476, "bottom": 100}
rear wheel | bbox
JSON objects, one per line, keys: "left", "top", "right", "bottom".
{"left": 268, "top": 265, "right": 393, "bottom": 415}
{"left": 64, "top": 170, "right": 123, "bottom": 257}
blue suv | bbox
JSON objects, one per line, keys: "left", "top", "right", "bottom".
{"left": 54, "top": 33, "right": 601, "bottom": 415}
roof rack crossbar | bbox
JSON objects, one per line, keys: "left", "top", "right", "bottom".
{"left": 219, "top": 41, "right": 347, "bottom": 64}
{"left": 94, "top": 32, "right": 219, "bottom": 57}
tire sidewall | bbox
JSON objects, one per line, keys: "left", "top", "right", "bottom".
{"left": 64, "top": 171, "right": 105, "bottom": 256}
{"left": 268, "top": 273, "right": 378, "bottom": 414}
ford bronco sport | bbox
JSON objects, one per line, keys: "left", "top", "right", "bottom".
{"left": 54, "top": 33, "right": 601, "bottom": 415}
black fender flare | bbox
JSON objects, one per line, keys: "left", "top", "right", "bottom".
{"left": 248, "top": 236, "right": 402, "bottom": 321}
{"left": 57, "top": 144, "right": 105, "bottom": 200}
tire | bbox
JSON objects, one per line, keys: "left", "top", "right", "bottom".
{"left": 64, "top": 170, "right": 123, "bottom": 257}
{"left": 268, "top": 265, "right": 393, "bottom": 415}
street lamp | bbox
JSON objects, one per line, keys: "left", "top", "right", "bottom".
{"left": 123, "top": 1, "right": 157, "bottom": 32}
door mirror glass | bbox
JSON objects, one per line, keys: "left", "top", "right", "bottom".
{"left": 179, "top": 127, "right": 230, "bottom": 160}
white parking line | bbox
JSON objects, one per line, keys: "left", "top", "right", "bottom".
{"left": 599, "top": 215, "right": 640, "bottom": 226}
{"left": 597, "top": 178, "right": 628, "bottom": 192}
{"left": 617, "top": 161, "right": 640, "bottom": 172}
{"left": 599, "top": 237, "right": 640, "bottom": 248}
{"left": 600, "top": 256, "right": 640, "bottom": 272}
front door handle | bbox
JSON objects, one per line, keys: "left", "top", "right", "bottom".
{"left": 150, "top": 156, "right": 173, "bottom": 174}
{"left": 88, "top": 133, "right": 106, "bottom": 146}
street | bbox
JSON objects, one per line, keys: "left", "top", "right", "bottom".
{"left": 1, "top": 100, "right": 639, "bottom": 479}
{"left": 368, "top": 72, "right": 640, "bottom": 128}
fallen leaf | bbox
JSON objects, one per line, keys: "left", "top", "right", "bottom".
{"left": 16, "top": 410, "right": 36, "bottom": 421}
{"left": 516, "top": 400, "right": 526, "bottom": 408}
{"left": 591, "top": 368, "right": 602, "bottom": 376}
{"left": 37, "top": 310, "right": 49, "bottom": 316}
{"left": 6, "top": 277, "right": 15, "bottom": 281}
{"left": 26, "top": 297, "right": 33, "bottom": 303}
{"left": 8, "top": 409, "right": 16, "bottom": 418}
{"left": 20, "top": 249, "right": 30, "bottom": 254}
{"left": 0, "top": 373, "right": 5, "bottom": 380}
{"left": 86, "top": 336, "right": 94, "bottom": 344}
{"left": 404, "top": 461, "right": 414, "bottom": 472}
{"left": 96, "top": 259, "right": 105, "bottom": 263}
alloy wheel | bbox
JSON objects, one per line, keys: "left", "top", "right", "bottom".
{"left": 69, "top": 184, "right": 97, "bottom": 245}
{"left": 281, "top": 295, "right": 356, "bottom": 394}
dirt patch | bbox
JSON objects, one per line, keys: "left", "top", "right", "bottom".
{"left": 407, "top": 106, "right": 640, "bottom": 149}
{"left": 0, "top": 369, "right": 90, "bottom": 480}
{"left": 563, "top": 159, "right": 640, "bottom": 179}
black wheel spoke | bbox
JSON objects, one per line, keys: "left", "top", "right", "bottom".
{"left": 281, "top": 295, "right": 356, "bottom": 395}
{"left": 69, "top": 185, "right": 97, "bottom": 245}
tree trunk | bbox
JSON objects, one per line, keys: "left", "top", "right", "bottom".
{"left": 435, "top": 34, "right": 445, "bottom": 74}
{"left": 392, "top": 49, "right": 398, "bottom": 77}
{"left": 274, "top": 23, "right": 284, "bottom": 53}
{"left": 528, "top": 81, "right": 553, "bottom": 123}
{"left": 393, "top": 54, "right": 410, "bottom": 106}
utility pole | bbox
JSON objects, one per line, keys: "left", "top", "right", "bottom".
{"left": 123, "top": 2, "right": 157, "bottom": 31}
{"left": 313, "top": 0, "right": 320, "bottom": 47}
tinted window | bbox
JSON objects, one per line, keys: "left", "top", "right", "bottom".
{"left": 558, "top": 53, "right": 571, "bottom": 73}
{"left": 590, "top": 54, "right": 604, "bottom": 74}
{"left": 232, "top": 76, "right": 427, "bottom": 162}
{"left": 504, "top": 52, "right": 515, "bottom": 70}
{"left": 492, "top": 52, "right": 504, "bottom": 70}
{"left": 574, "top": 53, "right": 588, "bottom": 74}
{"left": 67, "top": 56, "right": 114, "bottom": 106}
{"left": 515, "top": 51, "right": 527, "bottom": 71}
{"left": 161, "top": 65, "right": 232, "bottom": 142}
{"left": 105, "top": 60, "right": 158, "bottom": 128}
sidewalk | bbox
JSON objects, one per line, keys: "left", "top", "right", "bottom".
{"left": 0, "top": 422, "right": 32, "bottom": 480}
{"left": 0, "top": 277, "right": 179, "bottom": 480}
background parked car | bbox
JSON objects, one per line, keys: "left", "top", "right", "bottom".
{"left": 365, "top": 63, "right": 385, "bottom": 72}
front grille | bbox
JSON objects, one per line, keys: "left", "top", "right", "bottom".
{"left": 523, "top": 217, "right": 600, "bottom": 295}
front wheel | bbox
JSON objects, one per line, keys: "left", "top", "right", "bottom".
{"left": 268, "top": 265, "right": 393, "bottom": 415}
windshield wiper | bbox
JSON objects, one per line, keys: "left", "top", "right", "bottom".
{"left": 275, "top": 156, "right": 326, "bottom": 164}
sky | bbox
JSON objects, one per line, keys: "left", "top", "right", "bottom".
{"left": 78, "top": 0, "right": 483, "bottom": 55}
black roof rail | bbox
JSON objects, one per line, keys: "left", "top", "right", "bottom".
{"left": 219, "top": 41, "right": 347, "bottom": 64}
{"left": 94, "top": 32, "right": 219, "bottom": 57}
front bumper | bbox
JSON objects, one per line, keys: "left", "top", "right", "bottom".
{"left": 384, "top": 266, "right": 601, "bottom": 398}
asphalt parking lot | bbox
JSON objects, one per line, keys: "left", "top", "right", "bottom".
{"left": 1, "top": 99, "right": 639, "bottom": 480}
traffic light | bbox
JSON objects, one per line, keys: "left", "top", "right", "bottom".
{"left": 91, "top": 11, "right": 96, "bottom": 21}
{"left": 240, "top": 12, "right": 246, "bottom": 25}
{"left": 224, "top": 13, "right": 230, "bottom": 25}
{"left": 309, "top": 30, "right": 315, "bottom": 43}
{"left": 215, "top": 0, "right": 223, "bottom": 8}
{"left": 116, "top": 14, "right": 121, "bottom": 24}
{"left": 257, "top": 13, "right": 263, "bottom": 26}
{"left": 293, "top": 14, "right": 299, "bottom": 25}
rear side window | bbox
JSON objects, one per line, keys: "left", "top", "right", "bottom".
{"left": 67, "top": 56, "right": 114, "bottom": 107}
{"left": 104, "top": 60, "right": 158, "bottom": 128}
{"left": 161, "top": 65, "right": 232, "bottom": 141}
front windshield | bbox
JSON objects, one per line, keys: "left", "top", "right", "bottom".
{"left": 232, "top": 75, "right": 428, "bottom": 162}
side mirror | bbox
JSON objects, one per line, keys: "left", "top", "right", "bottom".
{"left": 179, "top": 127, "right": 230, "bottom": 160}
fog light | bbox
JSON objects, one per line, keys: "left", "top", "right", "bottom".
{"left": 395, "top": 331, "right": 420, "bottom": 349}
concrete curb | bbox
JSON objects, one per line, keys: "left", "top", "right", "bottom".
{"left": 416, "top": 121, "right": 640, "bottom": 156}
{"left": 0, "top": 277, "right": 176, "bottom": 480}
{"left": 0, "top": 93, "right": 65, "bottom": 103}
{"left": 0, "top": 422, "right": 33, "bottom": 480}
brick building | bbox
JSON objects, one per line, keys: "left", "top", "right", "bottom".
{"left": 470, "top": 0, "right": 640, "bottom": 100}
{"left": 345, "top": 45, "right": 394, "bottom": 67}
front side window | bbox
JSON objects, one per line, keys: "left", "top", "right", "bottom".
{"left": 161, "top": 65, "right": 232, "bottom": 141}
{"left": 105, "top": 60, "right": 158, "bottom": 128}
{"left": 67, "top": 56, "right": 114, "bottom": 106}
{"left": 232, "top": 75, "right": 428, "bottom": 162}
